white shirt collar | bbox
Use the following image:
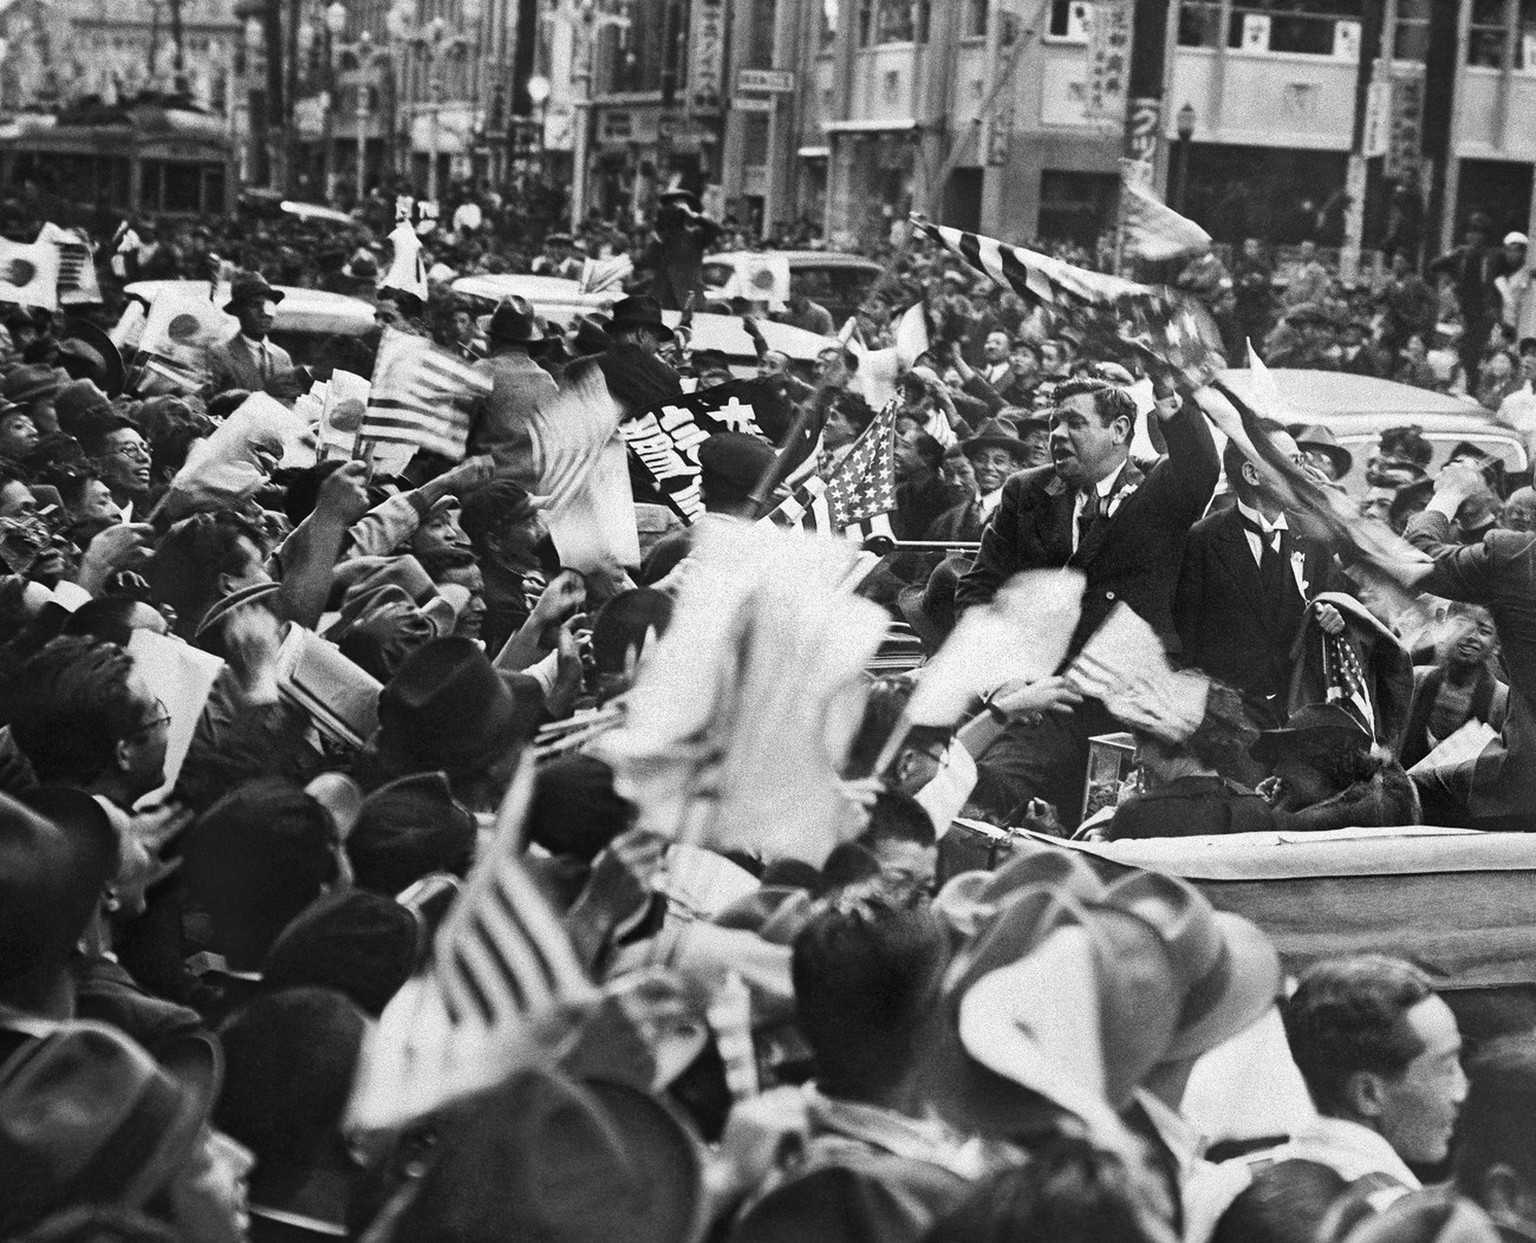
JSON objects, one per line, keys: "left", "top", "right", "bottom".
{"left": 1094, "top": 466, "right": 1122, "bottom": 499}
{"left": 240, "top": 334, "right": 268, "bottom": 352}
{"left": 1236, "top": 498, "right": 1289, "bottom": 534}
{"left": 979, "top": 486, "right": 1004, "bottom": 518}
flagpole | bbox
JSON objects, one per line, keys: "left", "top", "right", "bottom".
{"left": 746, "top": 398, "right": 822, "bottom": 520}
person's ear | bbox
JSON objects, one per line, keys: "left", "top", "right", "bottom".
{"left": 114, "top": 734, "right": 136, "bottom": 773}
{"left": 1114, "top": 415, "right": 1132, "bottom": 446}
{"left": 1344, "top": 1069, "right": 1388, "bottom": 1121}
{"left": 1243, "top": 460, "right": 1263, "bottom": 489}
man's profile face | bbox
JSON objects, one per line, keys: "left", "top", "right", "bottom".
{"left": 1050, "top": 393, "right": 1127, "bottom": 490}
{"left": 1375, "top": 994, "right": 1467, "bottom": 1165}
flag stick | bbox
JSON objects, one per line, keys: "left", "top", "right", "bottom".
{"left": 747, "top": 397, "right": 822, "bottom": 520}
{"left": 870, "top": 711, "right": 915, "bottom": 780}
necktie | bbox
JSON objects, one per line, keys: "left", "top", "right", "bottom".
{"left": 1077, "top": 489, "right": 1103, "bottom": 551}
{"left": 1241, "top": 517, "right": 1291, "bottom": 607}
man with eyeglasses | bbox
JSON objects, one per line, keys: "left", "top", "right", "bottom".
{"left": 1174, "top": 419, "right": 1352, "bottom": 734}
{"left": 80, "top": 419, "right": 154, "bottom": 522}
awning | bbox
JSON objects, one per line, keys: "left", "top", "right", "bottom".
{"left": 823, "top": 117, "right": 921, "bottom": 134}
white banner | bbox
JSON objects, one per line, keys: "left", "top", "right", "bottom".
{"left": 1085, "top": 0, "right": 1131, "bottom": 120}
{"left": 688, "top": 0, "right": 725, "bottom": 116}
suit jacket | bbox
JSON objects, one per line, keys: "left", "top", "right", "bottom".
{"left": 203, "top": 332, "right": 296, "bottom": 397}
{"left": 1174, "top": 504, "right": 1340, "bottom": 713}
{"left": 955, "top": 403, "right": 1218, "bottom": 657}
{"left": 1405, "top": 510, "right": 1536, "bottom": 826}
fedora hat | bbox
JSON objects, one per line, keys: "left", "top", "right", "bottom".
{"left": 1251, "top": 700, "right": 1372, "bottom": 765}
{"left": 571, "top": 315, "right": 612, "bottom": 356}
{"left": 0, "top": 1021, "right": 220, "bottom": 1234}
{"left": 608, "top": 295, "right": 675, "bottom": 342}
{"left": 953, "top": 888, "right": 1181, "bottom": 1132}
{"left": 896, "top": 553, "right": 970, "bottom": 654}
{"left": 487, "top": 296, "right": 548, "bottom": 347}
{"left": 961, "top": 417, "right": 1032, "bottom": 463}
{"left": 56, "top": 321, "right": 125, "bottom": 397}
{"left": 1096, "top": 871, "right": 1281, "bottom": 1062}
{"left": 933, "top": 843, "right": 1107, "bottom": 941}
{"left": 1293, "top": 423, "right": 1354, "bottom": 478}
{"left": 378, "top": 636, "right": 538, "bottom": 777}
{"left": 223, "top": 271, "right": 285, "bottom": 314}
{"left": 2, "top": 364, "right": 70, "bottom": 411}
{"left": 394, "top": 1068, "right": 703, "bottom": 1243}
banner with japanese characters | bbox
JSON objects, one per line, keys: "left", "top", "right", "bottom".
{"left": 618, "top": 381, "right": 772, "bottom": 524}
{"left": 1086, "top": 0, "right": 1131, "bottom": 120}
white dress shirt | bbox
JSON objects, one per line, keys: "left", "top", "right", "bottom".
{"left": 1069, "top": 466, "right": 1129, "bottom": 553}
{"left": 1235, "top": 499, "right": 1308, "bottom": 595}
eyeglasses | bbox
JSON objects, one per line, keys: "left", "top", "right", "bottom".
{"left": 130, "top": 698, "right": 172, "bottom": 740}
{"left": 112, "top": 440, "right": 152, "bottom": 461}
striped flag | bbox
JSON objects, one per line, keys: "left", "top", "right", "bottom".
{"left": 347, "top": 756, "right": 597, "bottom": 1130}
{"left": 37, "top": 223, "right": 102, "bottom": 305}
{"left": 361, "top": 328, "right": 492, "bottom": 460}
{"left": 763, "top": 398, "right": 899, "bottom": 542}
{"left": 913, "top": 217, "right": 1143, "bottom": 308}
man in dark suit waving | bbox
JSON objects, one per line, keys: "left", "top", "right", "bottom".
{"left": 1174, "top": 420, "right": 1347, "bottom": 733}
{"left": 954, "top": 377, "right": 1218, "bottom": 825}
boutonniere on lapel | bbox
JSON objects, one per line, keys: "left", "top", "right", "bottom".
{"left": 1291, "top": 547, "right": 1309, "bottom": 592}
{"left": 1113, "top": 482, "right": 1140, "bottom": 509}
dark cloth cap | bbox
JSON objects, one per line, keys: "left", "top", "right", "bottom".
{"left": 52, "top": 381, "right": 113, "bottom": 436}
{"left": 488, "top": 296, "right": 547, "bottom": 346}
{"left": 3, "top": 364, "right": 69, "bottom": 409}
{"left": 696, "top": 431, "right": 775, "bottom": 497}
{"left": 261, "top": 893, "right": 419, "bottom": 1018}
{"left": 529, "top": 754, "right": 632, "bottom": 864}
{"left": 347, "top": 770, "right": 476, "bottom": 897}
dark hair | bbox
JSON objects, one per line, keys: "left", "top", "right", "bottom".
{"left": 146, "top": 511, "right": 266, "bottom": 639}
{"left": 458, "top": 479, "right": 537, "bottom": 559}
{"left": 5, "top": 637, "right": 141, "bottom": 785}
{"left": 924, "top": 1134, "right": 1169, "bottom": 1243}
{"left": 861, "top": 790, "right": 936, "bottom": 849}
{"left": 206, "top": 390, "right": 253, "bottom": 422}
{"left": 1455, "top": 1034, "right": 1536, "bottom": 1197}
{"left": 591, "top": 588, "right": 674, "bottom": 676}
{"left": 1380, "top": 425, "right": 1433, "bottom": 467}
{"left": 909, "top": 431, "right": 944, "bottom": 469}
{"left": 1051, "top": 377, "right": 1137, "bottom": 430}
{"left": 279, "top": 459, "right": 347, "bottom": 527}
{"left": 1281, "top": 955, "right": 1435, "bottom": 1116}
{"left": 791, "top": 882, "right": 947, "bottom": 1103}
{"left": 215, "top": 987, "right": 366, "bottom": 1173}
{"left": 1222, "top": 417, "right": 1289, "bottom": 501}
{"left": 1284, "top": 732, "right": 1380, "bottom": 792}
{"left": 75, "top": 418, "right": 136, "bottom": 462}
{"left": 61, "top": 597, "right": 157, "bottom": 648}
{"left": 1210, "top": 1159, "right": 1350, "bottom": 1243}
{"left": 182, "top": 778, "right": 339, "bottom": 970}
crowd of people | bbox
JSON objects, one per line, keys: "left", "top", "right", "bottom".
{"left": 0, "top": 181, "right": 1532, "bottom": 1243}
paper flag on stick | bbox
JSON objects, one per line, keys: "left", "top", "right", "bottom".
{"left": 1066, "top": 603, "right": 1209, "bottom": 743}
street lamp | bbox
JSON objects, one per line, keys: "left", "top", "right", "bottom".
{"left": 321, "top": 1, "right": 347, "bottom": 202}
{"left": 526, "top": 72, "right": 550, "bottom": 172}
{"left": 1175, "top": 102, "right": 1196, "bottom": 216}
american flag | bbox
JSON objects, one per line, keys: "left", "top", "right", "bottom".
{"left": 347, "top": 756, "right": 597, "bottom": 1129}
{"left": 762, "top": 398, "right": 898, "bottom": 542}
{"left": 912, "top": 218, "right": 1143, "bottom": 308}
{"left": 360, "top": 327, "right": 491, "bottom": 460}
{"left": 1322, "top": 632, "right": 1375, "bottom": 737}
{"left": 37, "top": 223, "right": 101, "bottom": 305}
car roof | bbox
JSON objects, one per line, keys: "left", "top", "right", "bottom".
{"left": 124, "top": 281, "right": 375, "bottom": 335}
{"left": 451, "top": 272, "right": 616, "bottom": 303}
{"left": 665, "top": 310, "right": 834, "bottom": 361}
{"left": 1217, "top": 368, "right": 1484, "bottom": 421}
{"left": 705, "top": 251, "right": 883, "bottom": 271}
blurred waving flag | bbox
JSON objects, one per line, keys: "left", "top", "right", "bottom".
{"left": 0, "top": 237, "right": 60, "bottom": 311}
{"left": 361, "top": 328, "right": 492, "bottom": 460}
{"left": 1119, "top": 175, "right": 1212, "bottom": 263}
{"left": 37, "top": 223, "right": 102, "bottom": 305}
{"left": 764, "top": 397, "right": 899, "bottom": 541}
{"left": 913, "top": 217, "right": 1143, "bottom": 307}
{"left": 348, "top": 755, "right": 596, "bottom": 1130}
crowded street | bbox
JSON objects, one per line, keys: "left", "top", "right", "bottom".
{"left": 5, "top": 0, "right": 1536, "bottom": 1235}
